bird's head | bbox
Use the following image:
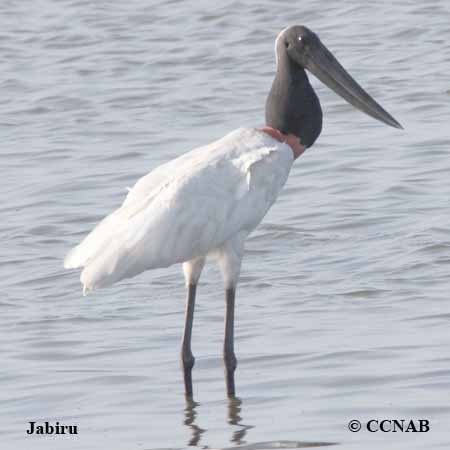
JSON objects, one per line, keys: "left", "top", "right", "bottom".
{"left": 275, "top": 25, "right": 403, "bottom": 130}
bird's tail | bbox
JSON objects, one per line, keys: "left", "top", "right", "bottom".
{"left": 64, "top": 207, "right": 133, "bottom": 293}
{"left": 64, "top": 209, "right": 121, "bottom": 270}
{"left": 64, "top": 201, "right": 168, "bottom": 294}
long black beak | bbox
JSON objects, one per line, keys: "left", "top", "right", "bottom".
{"left": 305, "top": 41, "right": 403, "bottom": 129}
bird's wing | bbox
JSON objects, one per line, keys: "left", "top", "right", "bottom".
{"left": 64, "top": 141, "right": 213, "bottom": 270}
{"left": 65, "top": 128, "right": 294, "bottom": 293}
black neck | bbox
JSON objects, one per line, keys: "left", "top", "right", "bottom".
{"left": 265, "top": 48, "right": 323, "bottom": 148}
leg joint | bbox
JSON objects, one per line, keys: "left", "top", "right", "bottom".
{"left": 224, "top": 352, "right": 237, "bottom": 372}
{"left": 181, "top": 352, "right": 195, "bottom": 370}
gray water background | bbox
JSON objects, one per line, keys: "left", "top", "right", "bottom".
{"left": 2, "top": 0, "right": 450, "bottom": 449}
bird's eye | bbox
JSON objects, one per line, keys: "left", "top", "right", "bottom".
{"left": 298, "top": 36, "right": 302, "bottom": 41}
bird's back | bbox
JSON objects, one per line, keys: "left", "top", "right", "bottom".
{"left": 64, "top": 128, "right": 294, "bottom": 293}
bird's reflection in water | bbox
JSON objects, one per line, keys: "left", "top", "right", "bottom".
{"left": 228, "top": 397, "right": 254, "bottom": 445}
{"left": 184, "top": 397, "right": 206, "bottom": 447}
{"left": 183, "top": 396, "right": 254, "bottom": 447}
{"left": 183, "top": 396, "right": 337, "bottom": 449}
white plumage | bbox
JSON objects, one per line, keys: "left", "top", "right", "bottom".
{"left": 65, "top": 127, "right": 294, "bottom": 294}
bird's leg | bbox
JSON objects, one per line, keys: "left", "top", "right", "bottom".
{"left": 224, "top": 285, "right": 237, "bottom": 397}
{"left": 181, "top": 283, "right": 197, "bottom": 397}
{"left": 181, "top": 258, "right": 205, "bottom": 398}
{"left": 215, "top": 234, "right": 247, "bottom": 397}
